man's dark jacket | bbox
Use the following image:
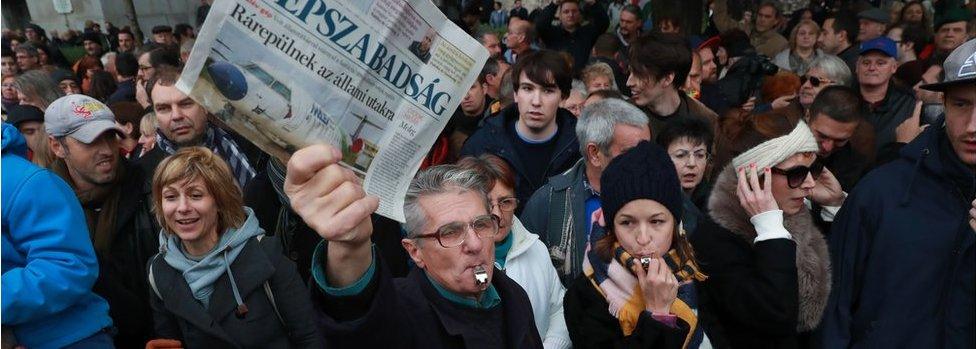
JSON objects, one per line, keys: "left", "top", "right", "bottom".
{"left": 314, "top": 252, "right": 543, "bottom": 348}
{"left": 820, "top": 125, "right": 975, "bottom": 348}
{"left": 535, "top": 1, "right": 610, "bottom": 74}
{"left": 862, "top": 83, "right": 916, "bottom": 162}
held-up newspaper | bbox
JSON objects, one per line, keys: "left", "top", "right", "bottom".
{"left": 179, "top": 0, "right": 489, "bottom": 222}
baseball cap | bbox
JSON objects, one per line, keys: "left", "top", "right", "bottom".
{"left": 921, "top": 39, "right": 976, "bottom": 91}
{"left": 859, "top": 37, "right": 898, "bottom": 59}
{"left": 44, "top": 95, "right": 124, "bottom": 143}
{"left": 858, "top": 8, "right": 890, "bottom": 24}
{"left": 6, "top": 105, "right": 45, "bottom": 128}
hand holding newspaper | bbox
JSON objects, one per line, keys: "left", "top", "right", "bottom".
{"left": 178, "top": 0, "right": 488, "bottom": 221}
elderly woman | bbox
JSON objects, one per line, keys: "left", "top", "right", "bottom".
{"left": 656, "top": 116, "right": 714, "bottom": 235}
{"left": 690, "top": 113, "right": 839, "bottom": 348}
{"left": 457, "top": 154, "right": 571, "bottom": 349}
{"left": 773, "top": 19, "right": 822, "bottom": 75}
{"left": 769, "top": 54, "right": 852, "bottom": 112}
{"left": 581, "top": 62, "right": 618, "bottom": 93}
{"left": 147, "top": 147, "right": 320, "bottom": 348}
{"left": 564, "top": 141, "right": 711, "bottom": 348}
{"left": 560, "top": 79, "right": 587, "bottom": 117}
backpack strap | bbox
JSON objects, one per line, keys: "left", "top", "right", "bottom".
{"left": 148, "top": 254, "right": 163, "bottom": 300}
{"left": 256, "top": 234, "right": 286, "bottom": 327}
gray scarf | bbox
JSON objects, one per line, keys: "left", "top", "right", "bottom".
{"left": 160, "top": 207, "right": 264, "bottom": 308}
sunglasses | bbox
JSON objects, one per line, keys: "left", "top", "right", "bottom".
{"left": 800, "top": 75, "right": 832, "bottom": 87}
{"left": 770, "top": 161, "right": 825, "bottom": 189}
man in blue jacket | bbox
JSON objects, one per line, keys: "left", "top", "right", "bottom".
{"left": 1, "top": 123, "right": 115, "bottom": 349}
{"left": 821, "top": 39, "right": 976, "bottom": 348}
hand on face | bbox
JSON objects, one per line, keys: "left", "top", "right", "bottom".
{"left": 634, "top": 253, "right": 679, "bottom": 315}
{"left": 808, "top": 167, "right": 845, "bottom": 206}
{"left": 736, "top": 163, "right": 779, "bottom": 217}
{"left": 285, "top": 144, "right": 378, "bottom": 247}
{"left": 969, "top": 199, "right": 976, "bottom": 231}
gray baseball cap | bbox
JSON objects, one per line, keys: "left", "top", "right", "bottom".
{"left": 921, "top": 39, "right": 976, "bottom": 92}
{"left": 44, "top": 94, "right": 124, "bottom": 143}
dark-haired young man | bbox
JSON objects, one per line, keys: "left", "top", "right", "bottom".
{"left": 107, "top": 52, "right": 138, "bottom": 104}
{"left": 461, "top": 50, "right": 580, "bottom": 210}
{"left": 627, "top": 32, "right": 718, "bottom": 140}
{"left": 805, "top": 85, "right": 873, "bottom": 191}
{"left": 819, "top": 14, "right": 861, "bottom": 75}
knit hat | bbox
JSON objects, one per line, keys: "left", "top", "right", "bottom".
{"left": 731, "top": 120, "right": 819, "bottom": 172}
{"left": 600, "top": 141, "right": 684, "bottom": 227}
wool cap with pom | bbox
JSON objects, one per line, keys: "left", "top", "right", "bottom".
{"left": 600, "top": 141, "right": 684, "bottom": 228}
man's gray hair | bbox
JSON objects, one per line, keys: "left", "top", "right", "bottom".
{"left": 571, "top": 79, "right": 588, "bottom": 99}
{"left": 402, "top": 165, "right": 490, "bottom": 239}
{"left": 576, "top": 98, "right": 649, "bottom": 154}
{"left": 810, "top": 54, "right": 852, "bottom": 86}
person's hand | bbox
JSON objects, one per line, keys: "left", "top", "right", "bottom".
{"left": 136, "top": 79, "right": 150, "bottom": 109}
{"left": 740, "top": 96, "right": 757, "bottom": 112}
{"left": 736, "top": 163, "right": 779, "bottom": 216}
{"left": 635, "top": 254, "right": 679, "bottom": 315}
{"left": 896, "top": 101, "right": 928, "bottom": 143}
{"left": 771, "top": 94, "right": 796, "bottom": 110}
{"left": 809, "top": 167, "right": 845, "bottom": 207}
{"left": 285, "top": 144, "right": 378, "bottom": 247}
{"left": 969, "top": 199, "right": 976, "bottom": 231}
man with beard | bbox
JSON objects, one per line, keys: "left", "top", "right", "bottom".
{"left": 44, "top": 95, "right": 158, "bottom": 348}
{"left": 615, "top": 5, "right": 642, "bottom": 48}
{"left": 480, "top": 32, "right": 504, "bottom": 60}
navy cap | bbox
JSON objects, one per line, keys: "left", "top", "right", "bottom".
{"left": 858, "top": 8, "right": 890, "bottom": 24}
{"left": 859, "top": 37, "right": 898, "bottom": 59}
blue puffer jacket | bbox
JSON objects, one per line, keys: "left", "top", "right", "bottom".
{"left": 821, "top": 124, "right": 975, "bottom": 348}
{"left": 1, "top": 123, "right": 113, "bottom": 349}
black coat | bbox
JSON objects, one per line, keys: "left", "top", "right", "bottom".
{"left": 563, "top": 275, "right": 692, "bottom": 348}
{"left": 862, "top": 84, "right": 916, "bottom": 162}
{"left": 91, "top": 161, "right": 159, "bottom": 348}
{"left": 535, "top": 1, "right": 610, "bottom": 74}
{"left": 314, "top": 252, "right": 543, "bottom": 348}
{"left": 460, "top": 104, "right": 580, "bottom": 211}
{"left": 148, "top": 235, "right": 321, "bottom": 348}
{"left": 820, "top": 125, "right": 975, "bottom": 348}
{"left": 690, "top": 218, "right": 809, "bottom": 348}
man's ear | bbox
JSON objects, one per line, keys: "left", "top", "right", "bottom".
{"left": 120, "top": 122, "right": 134, "bottom": 136}
{"left": 586, "top": 142, "right": 603, "bottom": 168}
{"left": 48, "top": 136, "right": 66, "bottom": 158}
{"left": 661, "top": 72, "right": 676, "bottom": 88}
{"left": 401, "top": 238, "right": 426, "bottom": 269}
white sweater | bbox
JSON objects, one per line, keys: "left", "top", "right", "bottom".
{"left": 498, "top": 217, "right": 572, "bottom": 349}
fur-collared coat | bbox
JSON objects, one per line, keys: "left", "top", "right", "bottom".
{"left": 688, "top": 165, "right": 831, "bottom": 349}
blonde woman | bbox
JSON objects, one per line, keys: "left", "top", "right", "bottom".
{"left": 773, "top": 19, "right": 823, "bottom": 75}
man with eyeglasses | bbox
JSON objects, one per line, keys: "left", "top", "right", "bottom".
{"left": 521, "top": 98, "right": 650, "bottom": 285}
{"left": 284, "top": 144, "right": 543, "bottom": 348}
{"left": 856, "top": 37, "right": 916, "bottom": 163}
{"left": 822, "top": 38, "right": 976, "bottom": 349}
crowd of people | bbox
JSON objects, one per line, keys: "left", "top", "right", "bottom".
{"left": 1, "top": 0, "right": 974, "bottom": 348}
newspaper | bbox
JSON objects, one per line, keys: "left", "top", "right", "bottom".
{"left": 178, "top": 0, "right": 489, "bottom": 222}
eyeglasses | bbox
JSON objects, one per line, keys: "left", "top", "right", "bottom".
{"left": 669, "top": 149, "right": 709, "bottom": 165}
{"left": 800, "top": 75, "right": 832, "bottom": 87}
{"left": 770, "top": 161, "right": 824, "bottom": 188}
{"left": 412, "top": 214, "right": 500, "bottom": 248}
{"left": 490, "top": 197, "right": 518, "bottom": 212}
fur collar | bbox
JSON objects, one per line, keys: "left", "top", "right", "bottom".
{"left": 707, "top": 165, "right": 831, "bottom": 331}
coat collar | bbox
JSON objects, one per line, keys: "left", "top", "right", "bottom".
{"left": 411, "top": 267, "right": 539, "bottom": 347}
{"left": 152, "top": 237, "right": 276, "bottom": 344}
{"left": 706, "top": 165, "right": 832, "bottom": 331}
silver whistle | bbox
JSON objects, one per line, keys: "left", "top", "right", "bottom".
{"left": 473, "top": 265, "right": 488, "bottom": 288}
{"left": 640, "top": 257, "right": 652, "bottom": 270}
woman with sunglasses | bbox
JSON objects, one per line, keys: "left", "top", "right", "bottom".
{"left": 690, "top": 113, "right": 834, "bottom": 348}
{"left": 457, "top": 154, "right": 571, "bottom": 349}
{"left": 564, "top": 141, "right": 712, "bottom": 348}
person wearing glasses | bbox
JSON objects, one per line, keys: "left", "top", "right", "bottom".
{"left": 563, "top": 141, "right": 711, "bottom": 348}
{"left": 457, "top": 154, "right": 571, "bottom": 349}
{"left": 690, "top": 114, "right": 838, "bottom": 348}
{"left": 656, "top": 116, "right": 714, "bottom": 236}
{"left": 285, "top": 144, "right": 543, "bottom": 348}
{"left": 767, "top": 55, "right": 852, "bottom": 114}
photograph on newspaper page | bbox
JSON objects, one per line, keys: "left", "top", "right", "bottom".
{"left": 178, "top": 0, "right": 489, "bottom": 221}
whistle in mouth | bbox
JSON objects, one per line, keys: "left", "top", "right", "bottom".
{"left": 473, "top": 265, "right": 488, "bottom": 287}
{"left": 640, "top": 257, "right": 652, "bottom": 270}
